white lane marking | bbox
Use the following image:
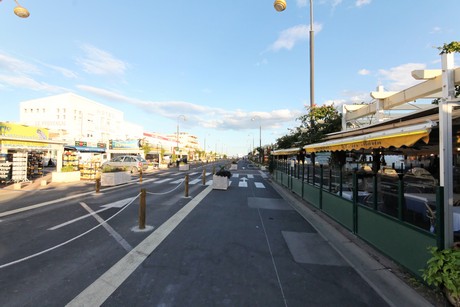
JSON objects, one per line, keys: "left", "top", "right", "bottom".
{"left": 79, "top": 202, "right": 132, "bottom": 252}
{"left": 255, "top": 182, "right": 265, "bottom": 189}
{"left": 239, "top": 177, "right": 248, "bottom": 188}
{"left": 188, "top": 172, "right": 198, "bottom": 176}
{"left": 233, "top": 174, "right": 239, "bottom": 178}
{"left": 155, "top": 178, "right": 173, "bottom": 184}
{"left": 259, "top": 170, "right": 268, "bottom": 178}
{"left": 170, "top": 179, "right": 184, "bottom": 184}
{"left": 189, "top": 179, "right": 201, "bottom": 185}
{"left": 66, "top": 186, "right": 213, "bottom": 307}
{"left": 206, "top": 180, "right": 212, "bottom": 186}
{"left": 48, "top": 197, "right": 135, "bottom": 230}
{"left": 248, "top": 174, "right": 254, "bottom": 179}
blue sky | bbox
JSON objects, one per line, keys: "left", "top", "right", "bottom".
{"left": 0, "top": 0, "right": 458, "bottom": 156}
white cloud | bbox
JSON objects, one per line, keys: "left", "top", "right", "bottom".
{"left": 269, "top": 23, "right": 322, "bottom": 51}
{"left": 77, "top": 85, "right": 302, "bottom": 131}
{"left": 0, "top": 74, "right": 66, "bottom": 92}
{"left": 297, "top": 0, "right": 307, "bottom": 7}
{"left": 355, "top": 0, "right": 372, "bottom": 7}
{"left": 358, "top": 69, "right": 370, "bottom": 75}
{"left": 430, "top": 27, "right": 442, "bottom": 34}
{"left": 355, "top": 0, "right": 371, "bottom": 7}
{"left": 377, "top": 63, "right": 425, "bottom": 91}
{"left": 77, "top": 44, "right": 128, "bottom": 76}
{"left": 0, "top": 52, "right": 41, "bottom": 75}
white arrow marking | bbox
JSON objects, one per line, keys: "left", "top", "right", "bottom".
{"left": 48, "top": 197, "right": 134, "bottom": 230}
{"left": 239, "top": 177, "right": 248, "bottom": 187}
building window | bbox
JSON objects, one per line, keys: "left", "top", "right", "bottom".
{"left": 30, "top": 109, "right": 33, "bottom": 113}
{"left": 42, "top": 108, "right": 45, "bottom": 113}
{"left": 24, "top": 109, "right": 27, "bottom": 113}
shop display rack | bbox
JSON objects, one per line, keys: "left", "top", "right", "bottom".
{"left": 0, "top": 162, "right": 12, "bottom": 184}
{"left": 12, "top": 152, "right": 29, "bottom": 183}
{"left": 27, "top": 151, "right": 44, "bottom": 178}
{"left": 63, "top": 150, "right": 79, "bottom": 171}
{"left": 80, "top": 162, "right": 101, "bottom": 180}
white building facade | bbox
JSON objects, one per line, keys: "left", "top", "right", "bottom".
{"left": 19, "top": 93, "right": 143, "bottom": 145}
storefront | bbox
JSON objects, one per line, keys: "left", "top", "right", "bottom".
{"left": 63, "top": 143, "right": 106, "bottom": 180}
{"left": 0, "top": 122, "right": 65, "bottom": 183}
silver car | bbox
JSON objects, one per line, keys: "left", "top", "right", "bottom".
{"left": 102, "top": 155, "right": 148, "bottom": 173}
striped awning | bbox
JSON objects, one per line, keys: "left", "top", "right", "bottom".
{"left": 271, "top": 147, "right": 302, "bottom": 156}
{"left": 304, "top": 121, "right": 435, "bottom": 153}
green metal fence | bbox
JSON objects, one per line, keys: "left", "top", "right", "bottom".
{"left": 272, "top": 159, "right": 441, "bottom": 277}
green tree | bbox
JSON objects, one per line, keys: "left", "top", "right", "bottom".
{"left": 297, "top": 104, "right": 342, "bottom": 145}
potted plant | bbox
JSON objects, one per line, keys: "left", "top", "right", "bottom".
{"left": 100, "top": 165, "right": 131, "bottom": 186}
{"left": 51, "top": 164, "right": 81, "bottom": 183}
{"left": 212, "top": 166, "right": 232, "bottom": 190}
{"left": 422, "top": 246, "right": 460, "bottom": 306}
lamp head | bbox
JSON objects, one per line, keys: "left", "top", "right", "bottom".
{"left": 13, "top": 0, "right": 29, "bottom": 18}
{"left": 274, "top": 0, "right": 287, "bottom": 12}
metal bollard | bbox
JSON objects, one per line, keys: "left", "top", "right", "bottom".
{"left": 139, "top": 169, "right": 143, "bottom": 183}
{"left": 185, "top": 174, "right": 189, "bottom": 197}
{"left": 212, "top": 165, "right": 215, "bottom": 175}
{"left": 202, "top": 169, "right": 206, "bottom": 185}
{"left": 95, "top": 178, "right": 101, "bottom": 193}
{"left": 139, "top": 188, "right": 146, "bottom": 230}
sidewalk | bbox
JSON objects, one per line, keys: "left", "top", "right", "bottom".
{"left": 69, "top": 168, "right": 433, "bottom": 306}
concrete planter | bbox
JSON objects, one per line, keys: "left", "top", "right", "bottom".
{"left": 101, "top": 172, "right": 131, "bottom": 186}
{"left": 212, "top": 175, "right": 229, "bottom": 190}
{"left": 52, "top": 171, "right": 81, "bottom": 183}
{"left": 230, "top": 164, "right": 237, "bottom": 170}
{"left": 179, "top": 164, "right": 190, "bottom": 171}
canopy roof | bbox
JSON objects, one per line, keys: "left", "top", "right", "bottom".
{"left": 304, "top": 121, "right": 435, "bottom": 153}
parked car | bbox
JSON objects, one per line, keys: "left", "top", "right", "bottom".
{"left": 403, "top": 167, "right": 438, "bottom": 186}
{"left": 102, "top": 155, "right": 148, "bottom": 173}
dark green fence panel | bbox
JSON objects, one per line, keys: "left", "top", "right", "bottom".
{"left": 302, "top": 182, "right": 320, "bottom": 208}
{"left": 357, "top": 206, "right": 436, "bottom": 277}
{"left": 292, "top": 177, "right": 303, "bottom": 197}
{"left": 322, "top": 192, "right": 353, "bottom": 231}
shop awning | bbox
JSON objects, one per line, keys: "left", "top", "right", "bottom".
{"left": 64, "top": 146, "right": 106, "bottom": 153}
{"left": 304, "top": 121, "right": 435, "bottom": 153}
{"left": 271, "top": 147, "right": 301, "bottom": 156}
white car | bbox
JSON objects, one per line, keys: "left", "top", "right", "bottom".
{"left": 102, "top": 155, "right": 148, "bottom": 173}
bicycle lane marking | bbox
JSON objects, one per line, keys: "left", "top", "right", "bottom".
{"left": 66, "top": 185, "right": 213, "bottom": 307}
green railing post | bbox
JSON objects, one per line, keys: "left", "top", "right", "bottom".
{"left": 301, "top": 161, "right": 305, "bottom": 198}
{"left": 339, "top": 164, "right": 343, "bottom": 197}
{"left": 319, "top": 165, "right": 323, "bottom": 210}
{"left": 436, "top": 186, "right": 445, "bottom": 249}
{"left": 352, "top": 171, "right": 358, "bottom": 234}
{"left": 373, "top": 172, "right": 378, "bottom": 210}
{"left": 328, "top": 167, "right": 332, "bottom": 192}
{"left": 397, "top": 174, "right": 404, "bottom": 221}
{"left": 306, "top": 165, "right": 310, "bottom": 184}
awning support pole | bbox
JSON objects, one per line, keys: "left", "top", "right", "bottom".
{"left": 439, "top": 52, "right": 456, "bottom": 248}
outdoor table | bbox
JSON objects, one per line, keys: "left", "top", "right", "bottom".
{"left": 453, "top": 207, "right": 460, "bottom": 232}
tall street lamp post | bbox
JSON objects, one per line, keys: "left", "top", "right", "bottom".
{"left": 176, "top": 115, "right": 186, "bottom": 159}
{"left": 251, "top": 116, "right": 262, "bottom": 163}
{"left": 274, "top": 0, "right": 315, "bottom": 112}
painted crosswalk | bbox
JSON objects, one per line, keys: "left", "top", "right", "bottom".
{"left": 149, "top": 172, "right": 268, "bottom": 189}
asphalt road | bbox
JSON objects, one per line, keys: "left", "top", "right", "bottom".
{"left": 0, "top": 160, "right": 394, "bottom": 306}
